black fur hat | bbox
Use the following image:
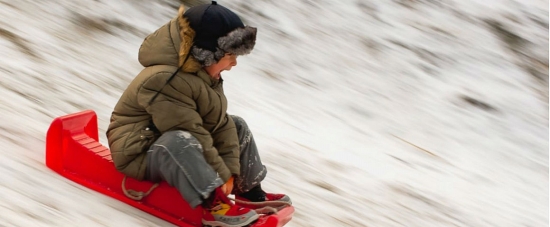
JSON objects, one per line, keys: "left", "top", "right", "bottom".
{"left": 184, "top": 1, "right": 257, "bottom": 66}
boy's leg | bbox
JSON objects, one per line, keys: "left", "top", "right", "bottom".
{"left": 145, "top": 130, "right": 259, "bottom": 226}
{"left": 145, "top": 130, "right": 224, "bottom": 208}
{"left": 230, "top": 116, "right": 292, "bottom": 208}
{"left": 230, "top": 115, "right": 267, "bottom": 195}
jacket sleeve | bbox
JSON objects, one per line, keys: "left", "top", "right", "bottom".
{"left": 211, "top": 115, "right": 240, "bottom": 176}
{"left": 136, "top": 72, "right": 232, "bottom": 182}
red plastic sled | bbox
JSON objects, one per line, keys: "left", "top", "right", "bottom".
{"left": 45, "top": 110, "right": 294, "bottom": 227}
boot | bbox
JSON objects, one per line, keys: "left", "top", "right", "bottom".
{"left": 202, "top": 187, "right": 259, "bottom": 227}
{"left": 235, "top": 185, "right": 291, "bottom": 212}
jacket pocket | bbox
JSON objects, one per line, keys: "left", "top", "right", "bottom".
{"left": 124, "top": 127, "right": 157, "bottom": 157}
{"left": 140, "top": 128, "right": 155, "bottom": 139}
{"left": 139, "top": 128, "right": 157, "bottom": 150}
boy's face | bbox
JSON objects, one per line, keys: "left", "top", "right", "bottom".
{"left": 206, "top": 53, "right": 238, "bottom": 79}
{"left": 218, "top": 53, "right": 238, "bottom": 72}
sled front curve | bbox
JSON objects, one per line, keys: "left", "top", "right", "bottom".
{"left": 45, "top": 110, "right": 293, "bottom": 227}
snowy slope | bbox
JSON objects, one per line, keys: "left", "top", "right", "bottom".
{"left": 0, "top": 0, "right": 547, "bottom": 226}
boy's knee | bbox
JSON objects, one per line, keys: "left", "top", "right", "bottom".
{"left": 157, "top": 130, "right": 202, "bottom": 150}
{"left": 230, "top": 115, "right": 248, "bottom": 129}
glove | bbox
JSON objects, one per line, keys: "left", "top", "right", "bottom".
{"left": 221, "top": 176, "right": 235, "bottom": 196}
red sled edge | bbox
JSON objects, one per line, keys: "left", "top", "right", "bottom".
{"left": 251, "top": 206, "right": 295, "bottom": 227}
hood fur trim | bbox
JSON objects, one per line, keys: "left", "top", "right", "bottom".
{"left": 177, "top": 5, "right": 201, "bottom": 73}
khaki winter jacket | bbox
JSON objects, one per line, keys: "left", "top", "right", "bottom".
{"left": 106, "top": 10, "right": 239, "bottom": 182}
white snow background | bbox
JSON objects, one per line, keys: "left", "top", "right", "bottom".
{"left": 0, "top": 0, "right": 547, "bottom": 226}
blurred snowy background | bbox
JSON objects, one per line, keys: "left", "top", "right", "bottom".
{"left": 0, "top": 0, "right": 547, "bottom": 226}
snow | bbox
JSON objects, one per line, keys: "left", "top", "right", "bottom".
{"left": 0, "top": 0, "right": 547, "bottom": 226}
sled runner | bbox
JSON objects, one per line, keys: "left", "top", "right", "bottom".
{"left": 45, "top": 110, "right": 294, "bottom": 227}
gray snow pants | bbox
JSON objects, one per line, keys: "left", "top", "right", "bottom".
{"left": 144, "top": 115, "right": 267, "bottom": 208}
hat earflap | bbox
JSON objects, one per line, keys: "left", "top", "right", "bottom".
{"left": 191, "top": 46, "right": 226, "bottom": 67}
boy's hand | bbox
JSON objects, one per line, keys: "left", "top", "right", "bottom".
{"left": 221, "top": 176, "right": 234, "bottom": 195}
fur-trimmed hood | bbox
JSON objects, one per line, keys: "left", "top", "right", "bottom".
{"left": 138, "top": 6, "right": 201, "bottom": 73}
